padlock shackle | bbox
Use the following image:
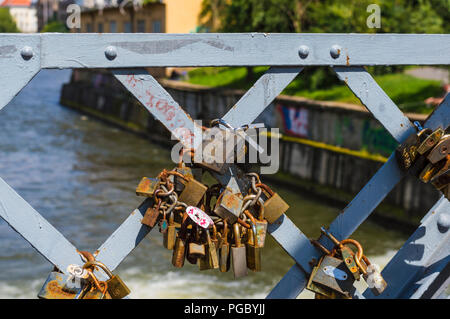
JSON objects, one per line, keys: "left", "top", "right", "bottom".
{"left": 248, "top": 220, "right": 258, "bottom": 247}
{"left": 233, "top": 223, "right": 241, "bottom": 247}
{"left": 255, "top": 183, "right": 275, "bottom": 197}
{"left": 83, "top": 260, "right": 114, "bottom": 280}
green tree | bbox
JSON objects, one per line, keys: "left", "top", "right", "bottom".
{"left": 0, "top": 8, "right": 19, "bottom": 33}
{"left": 41, "top": 20, "right": 68, "bottom": 33}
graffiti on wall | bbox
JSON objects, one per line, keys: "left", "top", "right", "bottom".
{"left": 276, "top": 103, "right": 309, "bottom": 137}
{"left": 361, "top": 119, "right": 397, "bottom": 156}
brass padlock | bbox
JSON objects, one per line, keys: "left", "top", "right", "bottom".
{"left": 231, "top": 223, "right": 248, "bottom": 279}
{"left": 199, "top": 229, "right": 219, "bottom": 270}
{"left": 246, "top": 221, "right": 262, "bottom": 272}
{"left": 136, "top": 177, "right": 160, "bottom": 197}
{"left": 427, "top": 134, "right": 450, "bottom": 164}
{"left": 306, "top": 255, "right": 355, "bottom": 299}
{"left": 214, "top": 189, "right": 243, "bottom": 224}
{"left": 219, "top": 220, "right": 231, "bottom": 273}
{"left": 83, "top": 261, "right": 131, "bottom": 299}
{"left": 188, "top": 227, "right": 206, "bottom": 259}
{"left": 178, "top": 177, "right": 208, "bottom": 206}
{"left": 244, "top": 198, "right": 267, "bottom": 248}
{"left": 141, "top": 195, "right": 162, "bottom": 228}
{"left": 395, "top": 126, "right": 432, "bottom": 171}
{"left": 258, "top": 183, "right": 289, "bottom": 224}
{"left": 163, "top": 212, "right": 176, "bottom": 250}
{"left": 172, "top": 213, "right": 189, "bottom": 268}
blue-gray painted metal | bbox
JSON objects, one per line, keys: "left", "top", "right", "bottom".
{"left": 94, "top": 199, "right": 153, "bottom": 271}
{"left": 112, "top": 69, "right": 199, "bottom": 149}
{"left": 37, "top": 33, "right": 450, "bottom": 67}
{"left": 0, "top": 35, "right": 40, "bottom": 110}
{"left": 333, "top": 66, "right": 416, "bottom": 142}
{"left": 0, "top": 178, "right": 82, "bottom": 274}
{"left": 363, "top": 197, "right": 449, "bottom": 298}
{"left": 222, "top": 67, "right": 303, "bottom": 126}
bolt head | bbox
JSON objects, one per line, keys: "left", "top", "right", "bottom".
{"left": 20, "top": 46, "right": 33, "bottom": 60}
{"left": 330, "top": 45, "right": 342, "bottom": 59}
{"left": 105, "top": 46, "right": 117, "bottom": 60}
{"left": 437, "top": 213, "right": 450, "bottom": 231}
{"left": 298, "top": 45, "right": 309, "bottom": 59}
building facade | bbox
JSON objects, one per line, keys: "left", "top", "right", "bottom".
{"left": 1, "top": 0, "right": 38, "bottom": 33}
{"left": 37, "top": 0, "right": 75, "bottom": 31}
{"left": 77, "top": 0, "right": 203, "bottom": 33}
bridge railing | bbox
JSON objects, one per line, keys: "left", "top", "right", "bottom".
{"left": 0, "top": 33, "right": 449, "bottom": 299}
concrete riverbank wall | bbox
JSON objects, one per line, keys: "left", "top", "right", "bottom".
{"left": 60, "top": 69, "right": 441, "bottom": 222}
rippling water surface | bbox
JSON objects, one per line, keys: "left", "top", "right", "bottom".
{"left": 0, "top": 70, "right": 410, "bottom": 299}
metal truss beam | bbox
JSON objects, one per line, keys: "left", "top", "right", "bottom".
{"left": 267, "top": 89, "right": 450, "bottom": 299}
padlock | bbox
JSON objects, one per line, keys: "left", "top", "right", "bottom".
{"left": 77, "top": 269, "right": 111, "bottom": 299}
{"left": 141, "top": 195, "right": 162, "bottom": 228}
{"left": 188, "top": 226, "right": 206, "bottom": 259}
{"left": 231, "top": 223, "right": 248, "bottom": 279}
{"left": 360, "top": 256, "right": 387, "bottom": 296}
{"left": 257, "top": 183, "right": 289, "bottom": 224}
{"left": 136, "top": 177, "right": 160, "bottom": 197}
{"left": 163, "top": 212, "right": 176, "bottom": 250}
{"left": 417, "top": 128, "right": 444, "bottom": 155}
{"left": 199, "top": 229, "right": 219, "bottom": 270}
{"left": 219, "top": 220, "right": 231, "bottom": 273}
{"left": 340, "top": 245, "right": 361, "bottom": 281}
{"left": 214, "top": 189, "right": 243, "bottom": 224}
{"left": 194, "top": 126, "right": 238, "bottom": 174}
{"left": 211, "top": 224, "right": 221, "bottom": 248}
{"left": 178, "top": 177, "right": 208, "bottom": 207}
{"left": 306, "top": 255, "right": 355, "bottom": 299}
{"left": 38, "top": 270, "right": 88, "bottom": 299}
{"left": 172, "top": 213, "right": 189, "bottom": 268}
{"left": 243, "top": 198, "right": 267, "bottom": 248}
{"left": 245, "top": 221, "right": 262, "bottom": 272}
{"left": 158, "top": 210, "right": 168, "bottom": 234}
{"left": 427, "top": 134, "right": 450, "bottom": 164}
{"left": 395, "top": 126, "right": 432, "bottom": 171}
{"left": 83, "top": 261, "right": 130, "bottom": 299}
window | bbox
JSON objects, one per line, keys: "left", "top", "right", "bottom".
{"left": 86, "top": 23, "right": 93, "bottom": 33}
{"left": 109, "top": 21, "right": 117, "bottom": 33}
{"left": 124, "top": 22, "right": 132, "bottom": 33}
{"left": 98, "top": 23, "right": 103, "bottom": 33}
{"left": 137, "top": 20, "right": 145, "bottom": 33}
{"left": 152, "top": 20, "right": 161, "bottom": 33}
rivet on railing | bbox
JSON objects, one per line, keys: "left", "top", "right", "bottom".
{"left": 298, "top": 45, "right": 309, "bottom": 59}
{"left": 20, "top": 46, "right": 33, "bottom": 60}
{"left": 437, "top": 213, "right": 450, "bottom": 232}
{"left": 330, "top": 45, "right": 341, "bottom": 59}
{"left": 105, "top": 46, "right": 117, "bottom": 60}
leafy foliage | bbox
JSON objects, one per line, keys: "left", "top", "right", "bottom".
{"left": 197, "top": 0, "right": 448, "bottom": 93}
{"left": 0, "top": 8, "right": 19, "bottom": 33}
{"left": 41, "top": 20, "right": 68, "bottom": 33}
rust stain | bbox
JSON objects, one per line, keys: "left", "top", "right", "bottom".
{"left": 346, "top": 55, "right": 350, "bottom": 66}
{"left": 44, "top": 280, "right": 75, "bottom": 299}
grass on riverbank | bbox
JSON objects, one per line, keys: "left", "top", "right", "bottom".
{"left": 186, "top": 67, "right": 443, "bottom": 114}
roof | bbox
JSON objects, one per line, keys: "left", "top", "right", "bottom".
{"left": 1, "top": 0, "right": 33, "bottom": 7}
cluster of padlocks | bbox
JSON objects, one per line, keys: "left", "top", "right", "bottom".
{"left": 36, "top": 118, "right": 395, "bottom": 299}
{"left": 396, "top": 122, "right": 449, "bottom": 199}
{"left": 135, "top": 166, "right": 289, "bottom": 277}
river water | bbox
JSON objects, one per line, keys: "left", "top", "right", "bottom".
{"left": 0, "top": 70, "right": 410, "bottom": 299}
